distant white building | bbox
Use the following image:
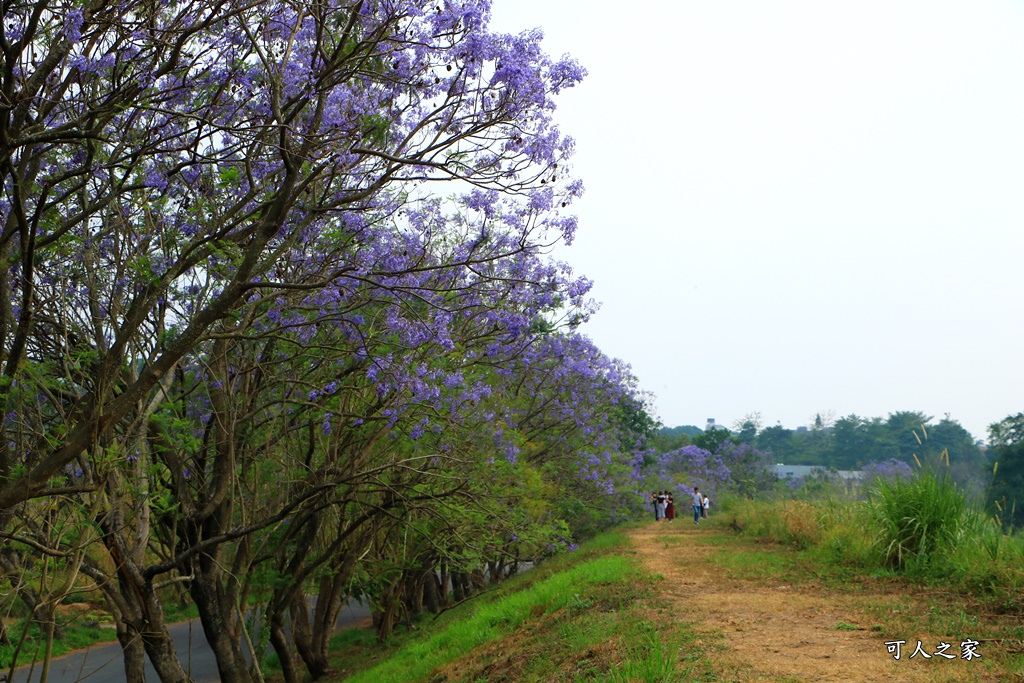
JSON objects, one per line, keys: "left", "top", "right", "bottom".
{"left": 774, "top": 464, "right": 820, "bottom": 479}
{"left": 705, "top": 418, "right": 726, "bottom": 431}
{"left": 773, "top": 464, "right": 863, "bottom": 482}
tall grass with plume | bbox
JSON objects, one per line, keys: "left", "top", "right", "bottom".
{"left": 726, "top": 439, "right": 1024, "bottom": 609}
{"left": 865, "top": 450, "right": 970, "bottom": 572}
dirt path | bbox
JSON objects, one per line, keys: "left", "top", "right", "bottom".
{"left": 628, "top": 521, "right": 1000, "bottom": 683}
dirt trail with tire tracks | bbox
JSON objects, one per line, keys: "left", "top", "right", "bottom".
{"left": 629, "top": 521, "right": 1001, "bottom": 683}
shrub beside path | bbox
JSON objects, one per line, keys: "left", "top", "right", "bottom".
{"left": 628, "top": 521, "right": 1004, "bottom": 683}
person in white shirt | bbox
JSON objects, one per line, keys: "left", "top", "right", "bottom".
{"left": 702, "top": 495, "right": 710, "bottom": 519}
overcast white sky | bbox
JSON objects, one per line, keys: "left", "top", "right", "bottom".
{"left": 490, "top": 0, "right": 1024, "bottom": 441}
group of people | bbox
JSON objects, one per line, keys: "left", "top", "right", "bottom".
{"left": 650, "top": 488, "right": 710, "bottom": 525}
{"left": 650, "top": 491, "right": 675, "bottom": 521}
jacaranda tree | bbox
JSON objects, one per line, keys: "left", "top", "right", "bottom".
{"left": 0, "top": 2, "right": 666, "bottom": 682}
{"left": 0, "top": 0, "right": 584, "bottom": 511}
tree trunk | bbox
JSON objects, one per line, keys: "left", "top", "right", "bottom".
{"left": 111, "top": 608, "right": 147, "bottom": 683}
{"left": 404, "top": 571, "right": 424, "bottom": 615}
{"left": 291, "top": 600, "right": 326, "bottom": 680}
{"left": 439, "top": 563, "right": 450, "bottom": 605}
{"left": 137, "top": 577, "right": 195, "bottom": 683}
{"left": 269, "top": 616, "right": 301, "bottom": 683}
{"left": 190, "top": 570, "right": 252, "bottom": 683}
{"left": 184, "top": 349, "right": 252, "bottom": 683}
{"left": 289, "top": 569, "right": 348, "bottom": 680}
{"left": 90, "top": 535, "right": 194, "bottom": 683}
{"left": 374, "top": 599, "right": 398, "bottom": 641}
{"left": 492, "top": 558, "right": 507, "bottom": 584}
{"left": 423, "top": 570, "right": 441, "bottom": 614}
{"left": 451, "top": 571, "right": 464, "bottom": 603}
{"left": 310, "top": 573, "right": 346, "bottom": 675}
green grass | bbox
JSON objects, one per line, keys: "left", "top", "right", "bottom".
{"left": 712, "top": 542, "right": 796, "bottom": 582}
{"left": 162, "top": 601, "right": 200, "bottom": 624}
{"left": 867, "top": 468, "right": 970, "bottom": 571}
{"left": 593, "top": 631, "right": 687, "bottom": 683}
{"left": 0, "top": 619, "right": 118, "bottom": 669}
{"left": 341, "top": 555, "right": 633, "bottom": 683}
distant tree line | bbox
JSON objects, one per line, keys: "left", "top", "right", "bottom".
{"left": 654, "top": 411, "right": 989, "bottom": 495}
{"left": 655, "top": 410, "right": 1024, "bottom": 529}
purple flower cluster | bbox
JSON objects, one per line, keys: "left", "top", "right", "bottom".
{"left": 657, "top": 445, "right": 731, "bottom": 500}
{"left": 715, "top": 442, "right": 778, "bottom": 498}
{"left": 0, "top": 3, "right": 659, "bottom": 676}
{"left": 861, "top": 458, "right": 913, "bottom": 485}
{"left": 654, "top": 442, "right": 777, "bottom": 500}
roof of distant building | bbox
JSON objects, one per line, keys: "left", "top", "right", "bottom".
{"left": 773, "top": 464, "right": 863, "bottom": 480}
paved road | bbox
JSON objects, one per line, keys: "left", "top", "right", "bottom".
{"left": 9, "top": 600, "right": 372, "bottom": 683}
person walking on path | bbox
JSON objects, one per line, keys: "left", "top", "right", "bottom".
{"left": 702, "top": 494, "right": 710, "bottom": 519}
{"left": 665, "top": 493, "right": 675, "bottom": 522}
{"left": 655, "top": 491, "right": 666, "bottom": 521}
{"left": 650, "top": 492, "right": 659, "bottom": 521}
{"left": 691, "top": 487, "right": 703, "bottom": 525}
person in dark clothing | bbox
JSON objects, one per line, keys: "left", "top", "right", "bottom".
{"left": 691, "top": 486, "right": 703, "bottom": 525}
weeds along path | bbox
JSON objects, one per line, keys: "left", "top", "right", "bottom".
{"left": 628, "top": 521, "right": 993, "bottom": 683}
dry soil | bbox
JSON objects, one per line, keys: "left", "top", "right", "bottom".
{"left": 628, "top": 521, "right": 1009, "bottom": 683}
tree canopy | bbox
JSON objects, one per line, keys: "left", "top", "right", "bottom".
{"left": 0, "top": 2, "right": 655, "bottom": 681}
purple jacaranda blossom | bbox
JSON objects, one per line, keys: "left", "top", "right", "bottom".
{"left": 62, "top": 9, "right": 85, "bottom": 43}
{"left": 861, "top": 458, "right": 913, "bottom": 484}
{"left": 0, "top": 2, "right": 634, "bottom": 660}
{"left": 716, "top": 442, "right": 778, "bottom": 498}
{"left": 658, "top": 445, "right": 731, "bottom": 501}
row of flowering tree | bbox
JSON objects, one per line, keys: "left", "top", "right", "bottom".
{"left": 652, "top": 442, "right": 778, "bottom": 504}
{"left": 0, "top": 1, "right": 653, "bottom": 681}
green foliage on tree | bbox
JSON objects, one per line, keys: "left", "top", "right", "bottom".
{"left": 745, "top": 412, "right": 985, "bottom": 487}
{"left": 987, "top": 413, "right": 1024, "bottom": 530}
{"left": 829, "top": 416, "right": 899, "bottom": 469}
{"left": 649, "top": 425, "right": 701, "bottom": 454}
{"left": 691, "top": 427, "right": 733, "bottom": 454}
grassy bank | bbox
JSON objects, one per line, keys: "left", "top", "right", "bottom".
{"left": 316, "top": 527, "right": 715, "bottom": 683}
{"left": 722, "top": 490, "right": 1024, "bottom": 613}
